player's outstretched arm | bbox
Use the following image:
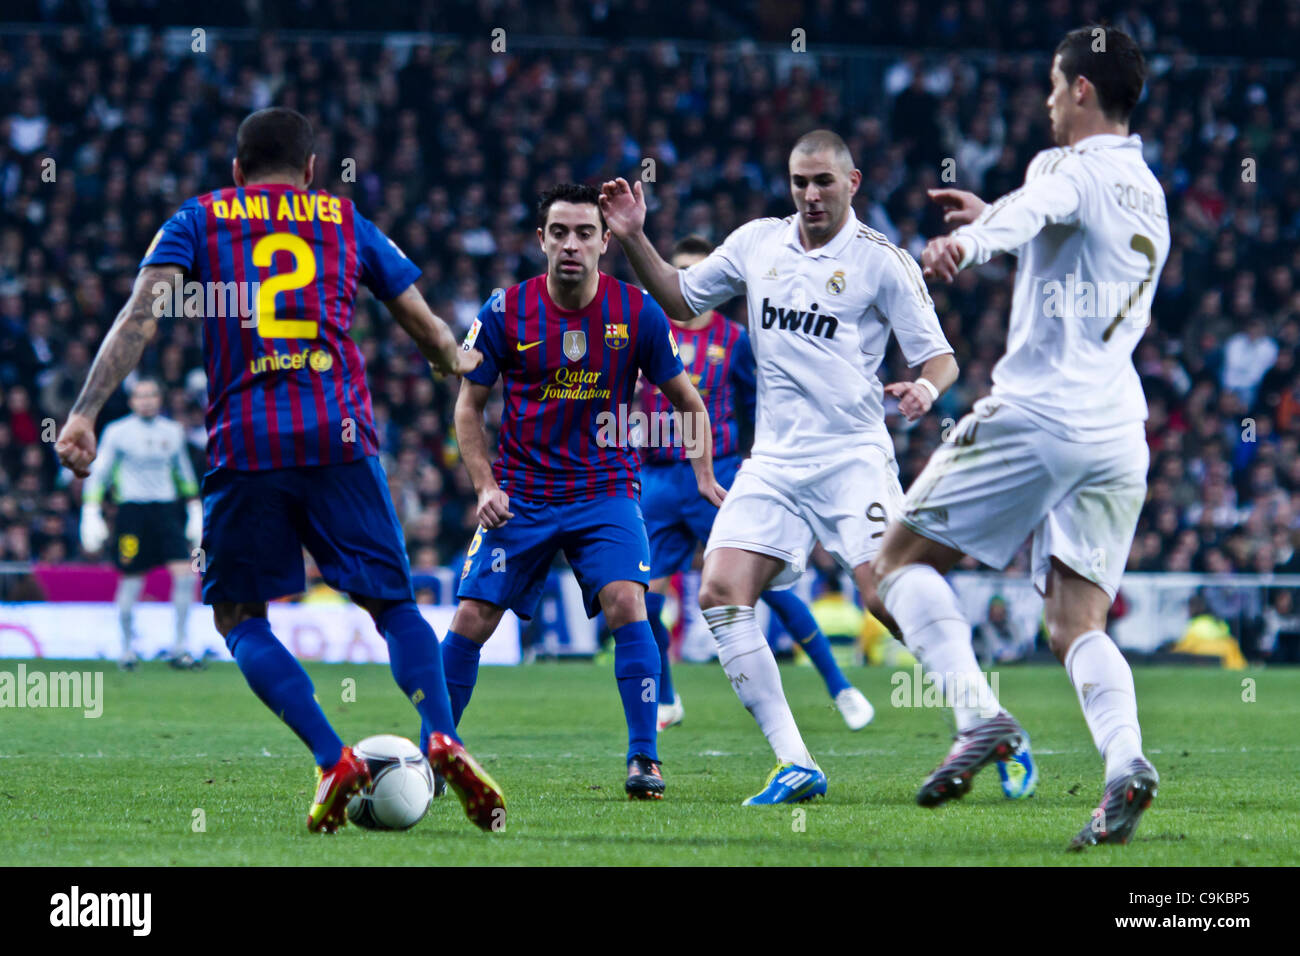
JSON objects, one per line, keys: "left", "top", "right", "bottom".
{"left": 658, "top": 370, "right": 726, "bottom": 507}
{"left": 884, "top": 352, "right": 959, "bottom": 423}
{"left": 385, "top": 284, "right": 482, "bottom": 378}
{"left": 598, "top": 178, "right": 693, "bottom": 321}
{"left": 927, "top": 188, "right": 987, "bottom": 227}
{"left": 56, "top": 264, "right": 178, "bottom": 478}
{"left": 454, "top": 379, "right": 514, "bottom": 529}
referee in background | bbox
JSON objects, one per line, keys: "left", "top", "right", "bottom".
{"left": 80, "top": 377, "right": 204, "bottom": 670}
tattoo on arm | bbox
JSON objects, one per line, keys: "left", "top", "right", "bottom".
{"left": 71, "top": 266, "right": 177, "bottom": 419}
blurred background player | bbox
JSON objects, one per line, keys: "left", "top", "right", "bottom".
{"left": 80, "top": 376, "right": 203, "bottom": 670}
{"left": 446, "top": 184, "right": 723, "bottom": 800}
{"left": 642, "top": 235, "right": 875, "bottom": 733}
{"left": 602, "top": 130, "right": 958, "bottom": 805}
{"left": 874, "top": 26, "right": 1168, "bottom": 848}
{"left": 55, "top": 107, "right": 504, "bottom": 834}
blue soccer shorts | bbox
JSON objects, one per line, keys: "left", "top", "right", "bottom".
{"left": 200, "top": 455, "right": 414, "bottom": 605}
{"left": 641, "top": 453, "right": 742, "bottom": 577}
{"left": 455, "top": 494, "right": 651, "bottom": 619}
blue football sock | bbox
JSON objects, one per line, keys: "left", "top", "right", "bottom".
{"left": 612, "top": 620, "right": 659, "bottom": 762}
{"left": 644, "top": 591, "right": 676, "bottom": 706}
{"left": 225, "top": 617, "right": 343, "bottom": 768}
{"left": 441, "top": 630, "right": 483, "bottom": 728}
{"left": 375, "top": 601, "right": 460, "bottom": 745}
{"left": 763, "top": 589, "right": 852, "bottom": 697}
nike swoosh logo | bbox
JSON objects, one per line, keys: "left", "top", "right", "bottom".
{"left": 516, "top": 341, "right": 541, "bottom": 352}
{"left": 639, "top": 562, "right": 651, "bottom": 572}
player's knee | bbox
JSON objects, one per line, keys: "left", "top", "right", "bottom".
{"left": 698, "top": 572, "right": 742, "bottom": 610}
{"left": 600, "top": 584, "right": 645, "bottom": 630}
{"left": 449, "top": 599, "right": 500, "bottom": 643}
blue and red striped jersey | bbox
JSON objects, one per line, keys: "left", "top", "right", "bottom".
{"left": 139, "top": 184, "right": 420, "bottom": 472}
{"left": 464, "top": 272, "right": 684, "bottom": 503}
{"left": 640, "top": 310, "right": 755, "bottom": 465}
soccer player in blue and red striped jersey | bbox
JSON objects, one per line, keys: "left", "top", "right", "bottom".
{"left": 640, "top": 237, "right": 875, "bottom": 735}
{"left": 445, "top": 184, "right": 724, "bottom": 799}
{"left": 55, "top": 107, "right": 504, "bottom": 833}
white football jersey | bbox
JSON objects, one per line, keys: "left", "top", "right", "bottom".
{"left": 83, "top": 414, "right": 198, "bottom": 504}
{"left": 952, "top": 133, "right": 1170, "bottom": 441}
{"left": 678, "top": 213, "right": 951, "bottom": 464}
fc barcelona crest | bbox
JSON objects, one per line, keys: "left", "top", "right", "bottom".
{"left": 604, "top": 322, "right": 629, "bottom": 350}
{"left": 563, "top": 330, "right": 587, "bottom": 361}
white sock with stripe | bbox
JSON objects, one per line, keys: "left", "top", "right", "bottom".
{"left": 1065, "top": 630, "right": 1145, "bottom": 781}
{"left": 703, "top": 605, "right": 815, "bottom": 768}
{"left": 878, "top": 563, "right": 1002, "bottom": 731}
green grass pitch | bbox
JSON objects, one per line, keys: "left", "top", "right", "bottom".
{"left": 1, "top": 659, "right": 1296, "bottom": 866}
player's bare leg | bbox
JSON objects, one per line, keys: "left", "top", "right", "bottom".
{"left": 597, "top": 580, "right": 665, "bottom": 799}
{"left": 1044, "top": 559, "right": 1157, "bottom": 849}
{"left": 874, "top": 524, "right": 1027, "bottom": 805}
{"left": 165, "top": 559, "right": 202, "bottom": 669}
{"left": 115, "top": 573, "right": 144, "bottom": 670}
{"left": 700, "top": 547, "right": 824, "bottom": 803}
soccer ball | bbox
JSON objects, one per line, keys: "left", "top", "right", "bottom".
{"left": 345, "top": 735, "right": 436, "bottom": 830}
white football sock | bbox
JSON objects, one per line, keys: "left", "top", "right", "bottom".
{"left": 878, "top": 563, "right": 1002, "bottom": 731}
{"left": 116, "top": 575, "right": 144, "bottom": 657}
{"left": 171, "top": 565, "right": 194, "bottom": 652}
{"left": 1064, "top": 630, "right": 1144, "bottom": 781}
{"left": 703, "top": 605, "right": 815, "bottom": 768}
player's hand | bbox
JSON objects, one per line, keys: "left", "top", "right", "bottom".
{"left": 927, "top": 188, "right": 987, "bottom": 226}
{"left": 921, "top": 236, "right": 966, "bottom": 284}
{"left": 476, "top": 486, "right": 515, "bottom": 530}
{"left": 696, "top": 474, "right": 727, "bottom": 508}
{"left": 598, "top": 178, "right": 647, "bottom": 238}
{"left": 454, "top": 348, "right": 483, "bottom": 377}
{"left": 56, "top": 413, "right": 98, "bottom": 479}
{"left": 884, "top": 381, "right": 934, "bottom": 422}
{"left": 80, "top": 504, "right": 109, "bottom": 553}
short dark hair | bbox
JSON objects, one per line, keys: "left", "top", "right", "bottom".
{"left": 236, "top": 107, "right": 314, "bottom": 180}
{"left": 1055, "top": 26, "right": 1146, "bottom": 122}
{"left": 671, "top": 235, "right": 714, "bottom": 259}
{"left": 791, "top": 129, "right": 855, "bottom": 172}
{"left": 536, "top": 183, "right": 605, "bottom": 231}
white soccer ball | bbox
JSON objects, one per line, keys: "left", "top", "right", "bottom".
{"left": 345, "top": 734, "right": 435, "bottom": 830}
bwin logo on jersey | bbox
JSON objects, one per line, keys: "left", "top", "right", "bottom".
{"left": 760, "top": 298, "right": 838, "bottom": 339}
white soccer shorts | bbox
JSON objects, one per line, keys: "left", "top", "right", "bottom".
{"left": 900, "top": 397, "right": 1148, "bottom": 598}
{"left": 704, "top": 447, "right": 905, "bottom": 588}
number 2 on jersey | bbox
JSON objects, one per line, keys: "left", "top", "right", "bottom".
{"left": 1101, "top": 233, "right": 1156, "bottom": 343}
{"left": 252, "top": 233, "right": 318, "bottom": 339}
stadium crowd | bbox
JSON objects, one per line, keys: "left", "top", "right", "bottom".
{"left": 1, "top": 4, "right": 1297, "bottom": 622}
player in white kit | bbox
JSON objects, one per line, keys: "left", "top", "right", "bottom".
{"left": 601, "top": 130, "right": 959, "bottom": 804}
{"left": 872, "top": 26, "right": 1169, "bottom": 848}
{"left": 81, "top": 378, "right": 204, "bottom": 670}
